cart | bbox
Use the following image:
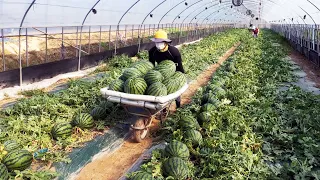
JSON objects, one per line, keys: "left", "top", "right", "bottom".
{"left": 100, "top": 83, "right": 189, "bottom": 143}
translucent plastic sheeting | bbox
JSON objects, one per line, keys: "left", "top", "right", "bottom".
{"left": 0, "top": 0, "right": 319, "bottom": 29}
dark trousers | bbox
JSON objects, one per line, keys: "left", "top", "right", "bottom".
{"left": 175, "top": 96, "right": 181, "bottom": 108}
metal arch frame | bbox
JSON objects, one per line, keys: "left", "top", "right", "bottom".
{"left": 306, "top": 0, "right": 320, "bottom": 12}
{"left": 18, "top": 0, "right": 36, "bottom": 86}
{"left": 199, "top": 4, "right": 236, "bottom": 24}
{"left": 115, "top": 0, "right": 141, "bottom": 54}
{"left": 213, "top": 11, "right": 247, "bottom": 24}
{"left": 298, "top": 6, "right": 316, "bottom": 25}
{"left": 78, "top": 0, "right": 101, "bottom": 71}
{"left": 138, "top": 0, "right": 167, "bottom": 52}
{"left": 182, "top": 2, "right": 221, "bottom": 24}
{"left": 179, "top": 1, "right": 221, "bottom": 24}
{"left": 189, "top": 2, "right": 231, "bottom": 24}
{"left": 209, "top": 8, "right": 245, "bottom": 24}
{"left": 243, "top": 0, "right": 307, "bottom": 24}
{"left": 209, "top": 6, "right": 255, "bottom": 25}
{"left": 172, "top": 0, "right": 205, "bottom": 24}
{"left": 246, "top": 0, "right": 309, "bottom": 24}
{"left": 208, "top": 6, "right": 251, "bottom": 24}
{"left": 158, "top": 0, "right": 186, "bottom": 26}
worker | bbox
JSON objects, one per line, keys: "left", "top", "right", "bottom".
{"left": 149, "top": 29, "right": 185, "bottom": 108}
{"left": 252, "top": 26, "right": 259, "bottom": 38}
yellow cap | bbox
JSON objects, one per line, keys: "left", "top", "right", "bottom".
{"left": 150, "top": 30, "right": 172, "bottom": 43}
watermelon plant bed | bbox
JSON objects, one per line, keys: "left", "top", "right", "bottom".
{"left": 75, "top": 42, "right": 241, "bottom": 180}
{"left": 127, "top": 29, "right": 320, "bottom": 179}
{"left": 0, "top": 29, "right": 245, "bottom": 179}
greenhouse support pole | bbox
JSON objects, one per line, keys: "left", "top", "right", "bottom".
{"left": 138, "top": 0, "right": 166, "bottom": 52}
{"left": 78, "top": 0, "right": 101, "bottom": 71}
{"left": 26, "top": 28, "right": 28, "bottom": 66}
{"left": 18, "top": 0, "right": 36, "bottom": 86}
{"left": 116, "top": 0, "right": 141, "bottom": 55}
{"left": 1, "top": 29, "right": 5, "bottom": 71}
{"left": 99, "top": 26, "right": 102, "bottom": 52}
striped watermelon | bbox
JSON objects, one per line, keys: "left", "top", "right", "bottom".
{"left": 164, "top": 141, "right": 190, "bottom": 159}
{"left": 171, "top": 72, "right": 187, "bottom": 88}
{"left": 162, "top": 157, "right": 188, "bottom": 179}
{"left": 200, "top": 103, "right": 217, "bottom": 112}
{"left": 122, "top": 68, "right": 143, "bottom": 80}
{"left": 2, "top": 149, "right": 33, "bottom": 171}
{"left": 130, "top": 171, "right": 154, "bottom": 180}
{"left": 146, "top": 82, "right": 167, "bottom": 96}
{"left": 51, "top": 122, "right": 73, "bottom": 140}
{"left": 184, "top": 129, "right": 203, "bottom": 146}
{"left": 3, "top": 140, "right": 22, "bottom": 152}
{"left": 124, "top": 77, "right": 147, "bottom": 95}
{"left": 201, "top": 93, "right": 218, "bottom": 105}
{"left": 144, "top": 70, "right": 163, "bottom": 85}
{"left": 197, "top": 111, "right": 212, "bottom": 125}
{"left": 154, "top": 60, "right": 176, "bottom": 79}
{"left": 90, "top": 106, "right": 107, "bottom": 120}
{"left": 178, "top": 115, "right": 201, "bottom": 130}
{"left": 109, "top": 79, "right": 124, "bottom": 92}
{"left": 99, "top": 101, "right": 114, "bottom": 114}
{"left": 0, "top": 163, "right": 9, "bottom": 180}
{"left": 132, "top": 60, "right": 154, "bottom": 74}
{"left": 72, "top": 113, "right": 94, "bottom": 129}
{"left": 163, "top": 79, "right": 179, "bottom": 94}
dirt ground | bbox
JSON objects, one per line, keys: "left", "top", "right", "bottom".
{"left": 289, "top": 50, "right": 320, "bottom": 88}
{"left": 75, "top": 43, "right": 240, "bottom": 180}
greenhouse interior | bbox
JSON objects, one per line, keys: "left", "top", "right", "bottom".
{"left": 0, "top": 0, "right": 320, "bottom": 179}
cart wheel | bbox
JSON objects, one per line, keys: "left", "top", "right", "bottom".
{"left": 132, "top": 118, "right": 149, "bottom": 143}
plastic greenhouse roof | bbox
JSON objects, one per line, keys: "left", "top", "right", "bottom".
{"left": 0, "top": 0, "right": 319, "bottom": 29}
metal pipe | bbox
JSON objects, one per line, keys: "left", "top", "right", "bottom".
{"left": 26, "top": 28, "right": 28, "bottom": 66}
{"left": 158, "top": 0, "right": 186, "bottom": 27}
{"left": 1, "top": 29, "right": 5, "bottom": 71}
{"left": 18, "top": 0, "right": 36, "bottom": 86}
{"left": 115, "top": 0, "right": 141, "bottom": 55}
{"left": 172, "top": 0, "right": 204, "bottom": 24}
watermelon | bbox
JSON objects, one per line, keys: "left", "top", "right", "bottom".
{"left": 132, "top": 60, "right": 154, "bottom": 74}
{"left": 144, "top": 70, "right": 163, "bottom": 85}
{"left": 201, "top": 93, "right": 218, "bottom": 105}
{"left": 2, "top": 149, "right": 33, "bottom": 171}
{"left": 124, "top": 77, "right": 147, "bottom": 95}
{"left": 130, "top": 171, "right": 154, "bottom": 180}
{"left": 99, "top": 101, "right": 114, "bottom": 113}
{"left": 197, "top": 111, "right": 212, "bottom": 125}
{"left": 51, "top": 122, "right": 73, "bottom": 140}
{"left": 184, "top": 129, "right": 203, "bottom": 146}
{"left": 122, "top": 68, "right": 143, "bottom": 80}
{"left": 146, "top": 82, "right": 167, "bottom": 96}
{"left": 162, "top": 157, "right": 188, "bottom": 179}
{"left": 154, "top": 60, "right": 176, "bottom": 79}
{"left": 164, "top": 141, "right": 190, "bottom": 159}
{"left": 178, "top": 115, "right": 201, "bottom": 130}
{"left": 163, "top": 79, "right": 179, "bottom": 94}
{"left": 171, "top": 71, "right": 187, "bottom": 88}
{"left": 90, "top": 106, "right": 107, "bottom": 120}
{"left": 0, "top": 163, "right": 9, "bottom": 180}
{"left": 72, "top": 113, "right": 94, "bottom": 129}
{"left": 3, "top": 140, "right": 22, "bottom": 152}
{"left": 109, "top": 79, "right": 124, "bottom": 92}
{"left": 200, "top": 103, "right": 217, "bottom": 112}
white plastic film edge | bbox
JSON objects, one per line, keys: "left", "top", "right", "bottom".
{"left": 100, "top": 83, "right": 188, "bottom": 104}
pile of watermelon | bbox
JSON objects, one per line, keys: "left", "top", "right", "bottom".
{"left": 130, "top": 140, "right": 191, "bottom": 180}
{"left": 109, "top": 60, "right": 187, "bottom": 96}
{"left": 51, "top": 101, "right": 114, "bottom": 140}
{"left": 0, "top": 140, "right": 33, "bottom": 179}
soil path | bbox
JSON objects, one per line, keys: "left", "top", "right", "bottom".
{"left": 289, "top": 50, "right": 320, "bottom": 88}
{"left": 75, "top": 42, "right": 241, "bottom": 180}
